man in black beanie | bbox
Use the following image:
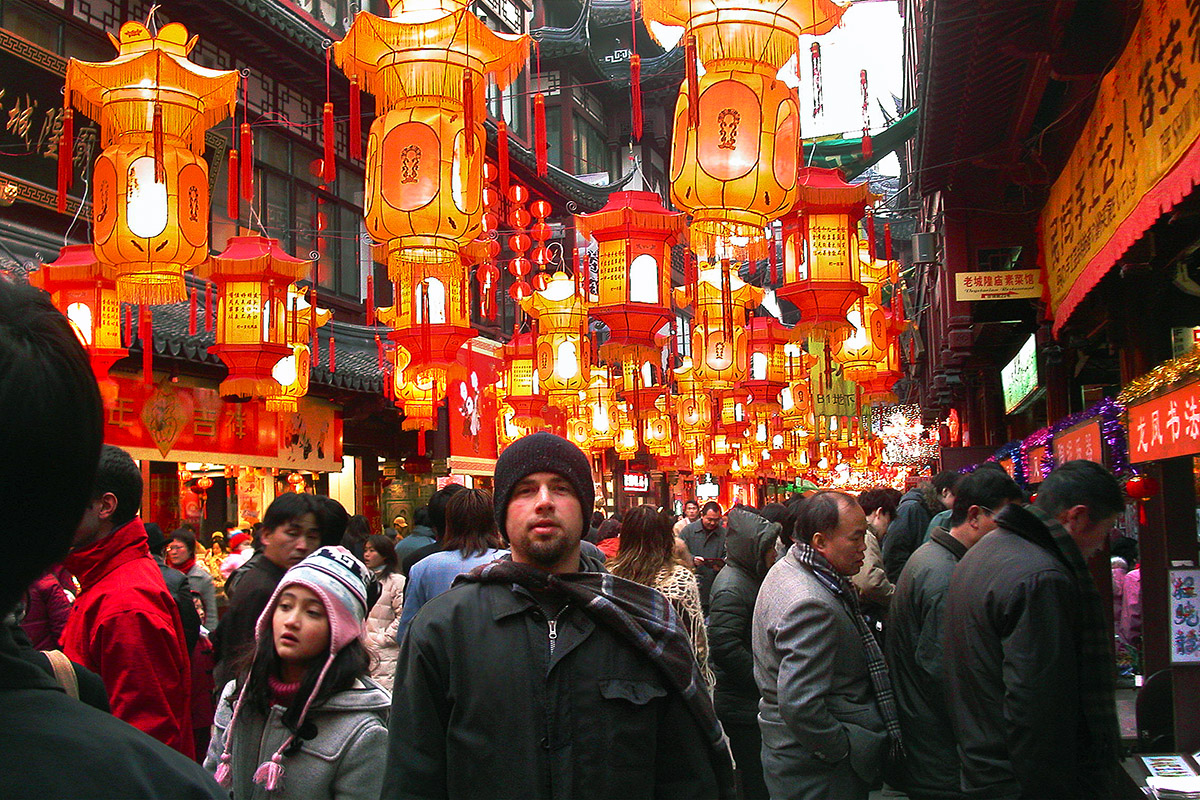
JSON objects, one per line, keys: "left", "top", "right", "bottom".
{"left": 382, "top": 432, "right": 732, "bottom": 799}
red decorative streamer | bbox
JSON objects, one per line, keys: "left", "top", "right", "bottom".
{"left": 462, "top": 73, "right": 475, "bottom": 156}
{"left": 205, "top": 282, "right": 214, "bottom": 331}
{"left": 866, "top": 213, "right": 876, "bottom": 259}
{"left": 240, "top": 122, "right": 253, "bottom": 201}
{"left": 860, "top": 69, "right": 872, "bottom": 159}
{"left": 152, "top": 103, "right": 165, "bottom": 182}
{"left": 141, "top": 307, "right": 153, "bottom": 387}
{"left": 226, "top": 149, "right": 239, "bottom": 219}
{"left": 630, "top": 54, "right": 643, "bottom": 141}
{"left": 366, "top": 273, "right": 375, "bottom": 326}
{"left": 328, "top": 336, "right": 336, "bottom": 373}
{"left": 770, "top": 225, "right": 779, "bottom": 283}
{"left": 884, "top": 222, "right": 893, "bottom": 261}
{"left": 322, "top": 102, "right": 336, "bottom": 184}
{"left": 189, "top": 287, "right": 197, "bottom": 336}
{"left": 685, "top": 35, "right": 699, "bottom": 128}
{"left": 56, "top": 106, "right": 73, "bottom": 213}
{"left": 533, "top": 93, "right": 548, "bottom": 177}
{"left": 123, "top": 303, "right": 132, "bottom": 347}
{"left": 348, "top": 76, "right": 362, "bottom": 161}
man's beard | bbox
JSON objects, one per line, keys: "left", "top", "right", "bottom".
{"left": 521, "top": 534, "right": 577, "bottom": 568}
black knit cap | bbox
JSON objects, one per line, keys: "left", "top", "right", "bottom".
{"left": 493, "top": 432, "right": 595, "bottom": 538}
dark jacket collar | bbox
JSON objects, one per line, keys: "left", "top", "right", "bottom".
{"left": 930, "top": 527, "right": 968, "bottom": 560}
{"left": 488, "top": 549, "right": 606, "bottom": 621}
{"left": 992, "top": 503, "right": 1073, "bottom": 569}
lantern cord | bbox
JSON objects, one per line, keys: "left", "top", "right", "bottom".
{"left": 61, "top": 168, "right": 90, "bottom": 247}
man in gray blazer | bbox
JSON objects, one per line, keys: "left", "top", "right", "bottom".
{"left": 753, "top": 491, "right": 903, "bottom": 800}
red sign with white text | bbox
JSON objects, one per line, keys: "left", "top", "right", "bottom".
{"left": 1054, "top": 419, "right": 1104, "bottom": 465}
{"left": 1026, "top": 446, "right": 1048, "bottom": 483}
{"left": 1127, "top": 380, "right": 1200, "bottom": 463}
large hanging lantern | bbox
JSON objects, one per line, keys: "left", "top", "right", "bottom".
{"left": 857, "top": 338, "right": 903, "bottom": 403}
{"left": 30, "top": 244, "right": 127, "bottom": 400}
{"left": 575, "top": 190, "right": 685, "bottom": 361}
{"left": 393, "top": 346, "right": 439, "bottom": 434}
{"left": 264, "top": 288, "right": 331, "bottom": 413}
{"left": 376, "top": 255, "right": 474, "bottom": 382}
{"left": 834, "top": 299, "right": 888, "bottom": 383}
{"left": 674, "top": 357, "right": 713, "bottom": 450}
{"left": 644, "top": 0, "right": 844, "bottom": 259}
{"left": 333, "top": 1, "right": 529, "bottom": 275}
{"left": 501, "top": 331, "right": 546, "bottom": 427}
{"left": 583, "top": 367, "right": 618, "bottom": 451}
{"left": 65, "top": 22, "right": 239, "bottom": 304}
{"left": 519, "top": 272, "right": 590, "bottom": 408}
{"left": 741, "top": 315, "right": 798, "bottom": 410}
{"left": 195, "top": 236, "right": 312, "bottom": 402}
{"left": 674, "top": 261, "right": 764, "bottom": 390}
{"left": 618, "top": 359, "right": 667, "bottom": 423}
{"left": 778, "top": 167, "right": 874, "bottom": 344}
{"left": 613, "top": 401, "right": 639, "bottom": 461}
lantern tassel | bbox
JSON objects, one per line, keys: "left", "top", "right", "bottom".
{"left": 189, "top": 287, "right": 197, "bottom": 336}
{"left": 366, "top": 273, "right": 375, "bottom": 325}
{"left": 123, "top": 304, "right": 132, "bottom": 348}
{"left": 141, "top": 307, "right": 153, "bottom": 387}
{"left": 329, "top": 335, "right": 336, "bottom": 373}
{"left": 462, "top": 73, "right": 475, "bottom": 157}
{"left": 56, "top": 107, "right": 73, "bottom": 213}
{"left": 497, "top": 118, "right": 511, "bottom": 201}
{"left": 322, "top": 102, "right": 336, "bottom": 184}
{"left": 205, "top": 282, "right": 215, "bottom": 332}
{"left": 685, "top": 35, "right": 699, "bottom": 129}
{"left": 418, "top": 430, "right": 426, "bottom": 457}
{"left": 768, "top": 226, "right": 777, "bottom": 283}
{"left": 226, "top": 149, "right": 239, "bottom": 219}
{"left": 866, "top": 213, "right": 876, "bottom": 259}
{"left": 884, "top": 222, "right": 893, "bottom": 261}
{"left": 240, "top": 122, "right": 253, "bottom": 201}
{"left": 630, "top": 54, "right": 643, "bottom": 141}
{"left": 862, "top": 132, "right": 873, "bottom": 160}
{"left": 152, "top": 103, "right": 165, "bottom": 183}
{"left": 533, "top": 92, "right": 548, "bottom": 177}
{"left": 349, "top": 77, "right": 362, "bottom": 161}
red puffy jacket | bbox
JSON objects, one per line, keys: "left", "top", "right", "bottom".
{"left": 62, "top": 517, "right": 194, "bottom": 758}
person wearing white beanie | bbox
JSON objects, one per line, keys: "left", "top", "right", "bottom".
{"left": 205, "top": 546, "right": 389, "bottom": 799}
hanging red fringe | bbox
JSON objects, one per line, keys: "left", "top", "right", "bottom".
{"left": 94, "top": 280, "right": 103, "bottom": 331}
{"left": 862, "top": 133, "right": 873, "bottom": 160}
{"left": 866, "top": 213, "right": 876, "bottom": 259}
{"left": 533, "top": 92, "right": 548, "bottom": 177}
{"left": 152, "top": 103, "right": 165, "bottom": 183}
{"left": 56, "top": 107, "right": 73, "bottom": 213}
{"left": 240, "top": 122, "right": 253, "bottom": 201}
{"left": 417, "top": 430, "right": 426, "bottom": 457}
{"left": 349, "top": 77, "right": 362, "bottom": 161}
{"left": 205, "top": 282, "right": 214, "bottom": 331}
{"left": 770, "top": 225, "right": 779, "bottom": 283}
{"left": 497, "top": 118, "right": 511, "bottom": 201}
{"left": 375, "top": 334, "right": 384, "bottom": 372}
{"left": 122, "top": 304, "right": 132, "bottom": 348}
{"left": 884, "top": 222, "right": 893, "bottom": 260}
{"left": 462, "top": 73, "right": 475, "bottom": 156}
{"left": 188, "top": 287, "right": 197, "bottom": 336}
{"left": 630, "top": 54, "right": 643, "bottom": 141}
{"left": 328, "top": 336, "right": 336, "bottom": 373}
{"left": 322, "top": 102, "right": 336, "bottom": 184}
{"left": 141, "top": 307, "right": 153, "bottom": 386}
{"left": 366, "top": 273, "right": 375, "bottom": 326}
{"left": 226, "top": 149, "right": 239, "bottom": 219}
{"left": 685, "top": 35, "right": 699, "bottom": 128}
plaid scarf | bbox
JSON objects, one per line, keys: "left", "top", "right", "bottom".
{"left": 1017, "top": 505, "right": 1120, "bottom": 791}
{"left": 462, "top": 558, "right": 735, "bottom": 799}
{"left": 791, "top": 540, "right": 904, "bottom": 762}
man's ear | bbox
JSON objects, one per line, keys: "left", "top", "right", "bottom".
{"left": 95, "top": 491, "right": 119, "bottom": 522}
{"left": 810, "top": 531, "right": 826, "bottom": 553}
{"left": 1059, "top": 503, "right": 1090, "bottom": 530}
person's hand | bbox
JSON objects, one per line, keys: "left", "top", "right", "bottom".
{"left": 693, "top": 556, "right": 705, "bottom": 567}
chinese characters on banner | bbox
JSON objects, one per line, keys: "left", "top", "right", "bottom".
{"left": 1127, "top": 379, "right": 1200, "bottom": 463}
{"left": 1041, "top": 3, "right": 1200, "bottom": 325}
{"left": 954, "top": 270, "right": 1043, "bottom": 302}
{"left": 1054, "top": 418, "right": 1104, "bottom": 464}
{"left": 1169, "top": 569, "right": 1200, "bottom": 664}
{"left": 1026, "top": 445, "right": 1048, "bottom": 483}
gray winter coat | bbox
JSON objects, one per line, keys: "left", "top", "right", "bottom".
{"left": 205, "top": 677, "right": 390, "bottom": 800}
{"left": 753, "top": 546, "right": 889, "bottom": 796}
{"left": 708, "top": 508, "right": 779, "bottom": 725}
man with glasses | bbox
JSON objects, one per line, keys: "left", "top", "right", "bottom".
{"left": 679, "top": 501, "right": 727, "bottom": 614}
{"left": 885, "top": 467, "right": 1024, "bottom": 800}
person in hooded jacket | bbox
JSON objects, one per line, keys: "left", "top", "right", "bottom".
{"left": 882, "top": 472, "right": 957, "bottom": 583}
{"left": 708, "top": 506, "right": 781, "bottom": 800}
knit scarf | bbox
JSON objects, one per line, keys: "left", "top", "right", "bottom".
{"left": 462, "top": 558, "right": 735, "bottom": 799}
{"left": 171, "top": 555, "right": 196, "bottom": 575}
{"left": 791, "top": 540, "right": 904, "bottom": 762}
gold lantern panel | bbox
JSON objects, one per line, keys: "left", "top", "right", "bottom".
{"left": 675, "top": 262, "right": 764, "bottom": 389}
{"left": 613, "top": 402, "right": 639, "bottom": 461}
{"left": 583, "top": 367, "right": 618, "bottom": 451}
{"left": 835, "top": 298, "right": 889, "bottom": 384}
{"left": 376, "top": 256, "right": 474, "bottom": 381}
{"left": 393, "top": 345, "right": 439, "bottom": 433}
{"left": 742, "top": 315, "right": 798, "bottom": 410}
{"left": 501, "top": 331, "right": 546, "bottom": 427}
{"left": 264, "top": 289, "right": 331, "bottom": 413}
{"left": 643, "top": 410, "right": 675, "bottom": 458}
{"left": 519, "top": 272, "right": 589, "bottom": 407}
{"left": 674, "top": 357, "right": 713, "bottom": 446}
{"left": 65, "top": 22, "right": 239, "bottom": 304}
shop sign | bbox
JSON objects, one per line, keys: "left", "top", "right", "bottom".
{"left": 1169, "top": 569, "right": 1200, "bottom": 663}
{"left": 999, "top": 458, "right": 1015, "bottom": 478}
{"left": 449, "top": 342, "right": 500, "bottom": 465}
{"left": 1001, "top": 334, "right": 1038, "bottom": 413}
{"left": 954, "top": 270, "right": 1042, "bottom": 301}
{"left": 1041, "top": 6, "right": 1200, "bottom": 326}
{"left": 104, "top": 375, "right": 341, "bottom": 470}
{"left": 1026, "top": 445, "right": 1048, "bottom": 483}
{"left": 1054, "top": 418, "right": 1103, "bottom": 464}
{"left": 1127, "top": 378, "right": 1200, "bottom": 463}
{"left": 1173, "top": 326, "right": 1200, "bottom": 358}
{"left": 622, "top": 473, "right": 649, "bottom": 492}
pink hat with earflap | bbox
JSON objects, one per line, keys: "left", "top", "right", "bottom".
{"left": 212, "top": 546, "right": 371, "bottom": 792}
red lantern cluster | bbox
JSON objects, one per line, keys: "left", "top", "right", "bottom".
{"left": 507, "top": 184, "right": 532, "bottom": 302}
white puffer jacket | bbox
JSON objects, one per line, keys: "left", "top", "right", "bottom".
{"left": 365, "top": 571, "right": 404, "bottom": 692}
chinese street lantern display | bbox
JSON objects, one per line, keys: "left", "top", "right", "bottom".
{"left": 518, "top": 272, "right": 589, "bottom": 408}
{"left": 583, "top": 367, "right": 618, "bottom": 452}
{"left": 741, "top": 315, "right": 799, "bottom": 411}
{"left": 778, "top": 167, "right": 875, "bottom": 345}
{"left": 375, "top": 254, "right": 474, "bottom": 383}
{"left": 856, "top": 338, "right": 903, "bottom": 404}
{"left": 195, "top": 236, "right": 312, "bottom": 403}
{"left": 642, "top": 405, "right": 676, "bottom": 458}
{"left": 497, "top": 402, "right": 532, "bottom": 452}
{"left": 674, "top": 357, "right": 713, "bottom": 450}
{"left": 393, "top": 346, "right": 439, "bottom": 434}
{"left": 333, "top": 1, "right": 529, "bottom": 276}
{"left": 30, "top": 244, "right": 127, "bottom": 401}
{"left": 65, "top": 22, "right": 239, "bottom": 304}
{"left": 833, "top": 298, "right": 888, "bottom": 383}
{"left": 501, "top": 331, "right": 546, "bottom": 427}
{"left": 264, "top": 288, "right": 332, "bottom": 413}
{"left": 618, "top": 359, "right": 667, "bottom": 425}
{"left": 674, "top": 261, "right": 764, "bottom": 390}
{"left": 644, "top": 1, "right": 844, "bottom": 259}
{"left": 574, "top": 190, "right": 685, "bottom": 361}
{"left": 613, "top": 401, "right": 639, "bottom": 461}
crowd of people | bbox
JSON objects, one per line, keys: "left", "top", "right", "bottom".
{"left": 0, "top": 276, "right": 1137, "bottom": 799}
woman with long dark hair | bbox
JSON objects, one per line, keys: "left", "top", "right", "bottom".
{"left": 394, "top": 489, "right": 507, "bottom": 642}
{"left": 607, "top": 504, "right": 713, "bottom": 689}
{"left": 362, "top": 533, "right": 403, "bottom": 692}
{"left": 205, "top": 546, "right": 388, "bottom": 799}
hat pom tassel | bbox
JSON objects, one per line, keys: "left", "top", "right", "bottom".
{"left": 213, "top": 753, "right": 232, "bottom": 787}
{"left": 253, "top": 752, "right": 286, "bottom": 791}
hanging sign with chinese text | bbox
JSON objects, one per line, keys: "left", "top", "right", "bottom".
{"left": 1054, "top": 418, "right": 1104, "bottom": 464}
{"left": 954, "top": 270, "right": 1042, "bottom": 301}
{"left": 1169, "top": 569, "right": 1200, "bottom": 664}
{"left": 1041, "top": 6, "right": 1200, "bottom": 330}
{"left": 1026, "top": 445, "right": 1048, "bottom": 483}
{"left": 1127, "top": 378, "right": 1200, "bottom": 463}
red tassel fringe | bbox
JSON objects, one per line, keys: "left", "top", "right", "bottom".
{"left": 240, "top": 123, "right": 253, "bottom": 201}
{"left": 884, "top": 223, "right": 893, "bottom": 261}
{"left": 462, "top": 73, "right": 475, "bottom": 157}
{"left": 329, "top": 336, "right": 336, "bottom": 373}
{"left": 152, "top": 103, "right": 165, "bottom": 183}
{"left": 685, "top": 36, "right": 699, "bottom": 129}
{"left": 189, "top": 288, "right": 197, "bottom": 336}
{"left": 141, "top": 307, "right": 153, "bottom": 386}
{"left": 56, "top": 107, "right": 73, "bottom": 213}
{"left": 322, "top": 102, "right": 336, "bottom": 184}
{"left": 366, "top": 273, "right": 375, "bottom": 326}
{"left": 349, "top": 77, "right": 362, "bottom": 161}
{"left": 205, "top": 282, "right": 214, "bottom": 331}
{"left": 630, "top": 54, "right": 643, "bottom": 141}
{"left": 862, "top": 133, "right": 873, "bottom": 160}
{"left": 533, "top": 93, "right": 548, "bottom": 177}
{"left": 227, "top": 149, "right": 239, "bottom": 219}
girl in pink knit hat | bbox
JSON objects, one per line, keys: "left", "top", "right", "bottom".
{"left": 204, "top": 546, "right": 389, "bottom": 799}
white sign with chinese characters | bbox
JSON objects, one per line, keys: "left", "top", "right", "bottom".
{"left": 955, "top": 270, "right": 1043, "bottom": 301}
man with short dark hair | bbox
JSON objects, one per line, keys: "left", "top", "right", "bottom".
{"left": 674, "top": 498, "right": 700, "bottom": 535}
{"left": 753, "top": 491, "right": 902, "bottom": 800}
{"left": 383, "top": 432, "right": 732, "bottom": 799}
{"left": 883, "top": 471, "right": 958, "bottom": 583}
{"left": 886, "top": 468, "right": 1024, "bottom": 800}
{"left": 680, "top": 500, "right": 728, "bottom": 613}
{"left": 400, "top": 483, "right": 467, "bottom": 578}
{"left": 852, "top": 488, "right": 899, "bottom": 616}
{"left": 62, "top": 445, "right": 195, "bottom": 757}
{"left": 945, "top": 460, "right": 1124, "bottom": 799}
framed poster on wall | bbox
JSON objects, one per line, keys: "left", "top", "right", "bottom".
{"left": 1170, "top": 569, "right": 1200, "bottom": 664}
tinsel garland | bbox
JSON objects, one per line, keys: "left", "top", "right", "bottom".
{"left": 1116, "top": 348, "right": 1200, "bottom": 406}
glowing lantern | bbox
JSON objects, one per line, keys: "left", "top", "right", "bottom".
{"left": 65, "top": 22, "right": 238, "bottom": 304}
{"left": 674, "top": 261, "right": 764, "bottom": 389}
{"left": 583, "top": 367, "right": 617, "bottom": 451}
{"left": 497, "top": 402, "right": 532, "bottom": 451}
{"left": 674, "top": 357, "right": 713, "bottom": 449}
{"left": 518, "top": 272, "right": 589, "bottom": 407}
{"left": 376, "top": 256, "right": 474, "bottom": 382}
{"left": 195, "top": 236, "right": 312, "bottom": 402}
{"left": 264, "top": 288, "right": 332, "bottom": 413}
{"left": 644, "top": 1, "right": 844, "bottom": 258}
{"left": 613, "top": 402, "right": 639, "bottom": 461}
{"left": 333, "top": 1, "right": 529, "bottom": 274}
{"left": 643, "top": 409, "right": 675, "bottom": 457}
{"left": 501, "top": 332, "right": 546, "bottom": 427}
{"left": 778, "top": 167, "right": 875, "bottom": 344}
{"left": 30, "top": 244, "right": 127, "bottom": 401}
{"left": 742, "top": 315, "right": 797, "bottom": 410}
{"left": 574, "top": 190, "right": 685, "bottom": 361}
{"left": 834, "top": 299, "right": 888, "bottom": 383}
{"left": 856, "top": 338, "right": 903, "bottom": 404}
{"left": 618, "top": 359, "right": 667, "bottom": 423}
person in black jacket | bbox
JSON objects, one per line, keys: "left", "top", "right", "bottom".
{"left": 882, "top": 471, "right": 957, "bottom": 583}
{"left": 146, "top": 523, "right": 201, "bottom": 655}
{"left": 0, "top": 279, "right": 223, "bottom": 798}
{"left": 708, "top": 506, "right": 781, "bottom": 800}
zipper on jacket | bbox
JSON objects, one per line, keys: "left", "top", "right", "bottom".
{"left": 547, "top": 604, "right": 568, "bottom": 658}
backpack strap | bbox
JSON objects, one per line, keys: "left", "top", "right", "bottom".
{"left": 42, "top": 649, "right": 79, "bottom": 700}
